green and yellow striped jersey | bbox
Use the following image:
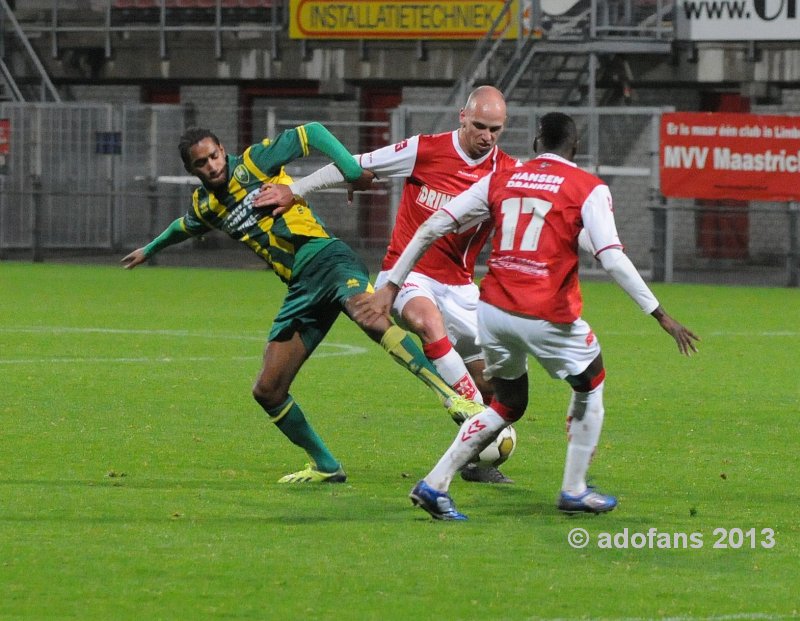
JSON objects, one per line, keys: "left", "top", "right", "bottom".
{"left": 179, "top": 126, "right": 335, "bottom": 283}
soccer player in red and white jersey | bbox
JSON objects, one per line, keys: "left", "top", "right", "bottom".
{"left": 256, "top": 86, "right": 520, "bottom": 483}
{"left": 356, "top": 112, "right": 700, "bottom": 520}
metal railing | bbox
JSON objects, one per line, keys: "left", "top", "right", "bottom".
{"left": 13, "top": 0, "right": 284, "bottom": 61}
{"left": 443, "top": 0, "right": 675, "bottom": 112}
{"left": 1, "top": 100, "right": 796, "bottom": 287}
{"left": 591, "top": 0, "right": 674, "bottom": 39}
{"left": 0, "top": 0, "right": 61, "bottom": 101}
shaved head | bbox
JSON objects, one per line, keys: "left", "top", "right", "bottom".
{"left": 458, "top": 86, "right": 507, "bottom": 159}
{"left": 463, "top": 85, "right": 507, "bottom": 118}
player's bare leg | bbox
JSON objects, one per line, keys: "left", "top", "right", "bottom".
{"left": 253, "top": 333, "right": 346, "bottom": 482}
{"left": 401, "top": 296, "right": 483, "bottom": 401}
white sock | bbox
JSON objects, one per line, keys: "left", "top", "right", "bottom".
{"left": 424, "top": 339, "right": 482, "bottom": 403}
{"left": 561, "top": 381, "right": 605, "bottom": 496}
{"left": 426, "top": 407, "right": 508, "bottom": 491}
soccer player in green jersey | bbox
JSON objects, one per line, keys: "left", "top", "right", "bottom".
{"left": 122, "top": 123, "right": 480, "bottom": 483}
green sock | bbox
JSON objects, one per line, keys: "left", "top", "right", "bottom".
{"left": 380, "top": 325, "right": 458, "bottom": 406}
{"left": 267, "top": 396, "right": 340, "bottom": 473}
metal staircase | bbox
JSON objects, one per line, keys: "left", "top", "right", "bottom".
{"left": 0, "top": 0, "right": 61, "bottom": 102}
{"left": 499, "top": 49, "right": 593, "bottom": 108}
{"left": 438, "top": 0, "right": 674, "bottom": 122}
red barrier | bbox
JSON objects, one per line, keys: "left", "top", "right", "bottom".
{"left": 660, "top": 112, "right": 800, "bottom": 202}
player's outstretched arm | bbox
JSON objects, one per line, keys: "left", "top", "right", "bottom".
{"left": 121, "top": 218, "right": 193, "bottom": 269}
{"left": 121, "top": 248, "right": 148, "bottom": 269}
{"left": 346, "top": 169, "right": 376, "bottom": 203}
{"left": 302, "top": 122, "right": 363, "bottom": 182}
{"left": 253, "top": 122, "right": 369, "bottom": 214}
{"left": 255, "top": 169, "right": 376, "bottom": 215}
{"left": 651, "top": 306, "right": 700, "bottom": 356}
{"left": 595, "top": 247, "right": 700, "bottom": 356}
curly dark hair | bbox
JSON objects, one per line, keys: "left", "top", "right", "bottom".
{"left": 178, "top": 127, "right": 221, "bottom": 171}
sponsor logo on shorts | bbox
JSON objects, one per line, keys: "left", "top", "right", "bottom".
{"left": 586, "top": 331, "right": 595, "bottom": 346}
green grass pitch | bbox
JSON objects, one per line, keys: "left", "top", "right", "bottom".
{"left": 1, "top": 261, "right": 798, "bottom": 620}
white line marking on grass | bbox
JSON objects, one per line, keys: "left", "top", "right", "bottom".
{"left": 530, "top": 614, "right": 795, "bottom": 621}
{"left": 707, "top": 331, "right": 800, "bottom": 337}
{"left": 6, "top": 326, "right": 797, "bottom": 340}
{"left": 600, "top": 330, "right": 799, "bottom": 338}
{"left": 0, "top": 356, "right": 255, "bottom": 365}
{"left": 1, "top": 326, "right": 267, "bottom": 342}
{"left": 0, "top": 326, "right": 368, "bottom": 364}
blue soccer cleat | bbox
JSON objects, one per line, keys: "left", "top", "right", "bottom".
{"left": 409, "top": 480, "right": 468, "bottom": 521}
{"left": 557, "top": 487, "right": 618, "bottom": 514}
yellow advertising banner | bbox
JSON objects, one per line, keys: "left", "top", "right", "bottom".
{"left": 289, "top": 0, "right": 521, "bottom": 40}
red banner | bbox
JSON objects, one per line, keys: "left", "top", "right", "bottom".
{"left": 0, "top": 118, "right": 9, "bottom": 175}
{"left": 660, "top": 112, "right": 800, "bottom": 201}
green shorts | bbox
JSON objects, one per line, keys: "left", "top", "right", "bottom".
{"left": 268, "top": 239, "right": 374, "bottom": 353}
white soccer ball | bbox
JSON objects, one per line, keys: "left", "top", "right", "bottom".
{"left": 475, "top": 425, "right": 517, "bottom": 467}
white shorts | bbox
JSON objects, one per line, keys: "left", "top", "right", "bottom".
{"left": 375, "top": 270, "right": 483, "bottom": 363}
{"left": 476, "top": 301, "right": 602, "bottom": 381}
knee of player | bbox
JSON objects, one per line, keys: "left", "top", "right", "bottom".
{"left": 402, "top": 309, "right": 445, "bottom": 343}
{"left": 566, "top": 355, "right": 606, "bottom": 393}
{"left": 489, "top": 375, "right": 529, "bottom": 419}
{"left": 490, "top": 396, "right": 528, "bottom": 422}
{"left": 568, "top": 382, "right": 605, "bottom": 422}
{"left": 475, "top": 377, "right": 494, "bottom": 403}
{"left": 353, "top": 316, "right": 391, "bottom": 344}
{"left": 252, "top": 379, "right": 287, "bottom": 409}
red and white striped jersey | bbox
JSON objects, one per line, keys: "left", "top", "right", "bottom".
{"left": 359, "top": 131, "right": 519, "bottom": 285}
